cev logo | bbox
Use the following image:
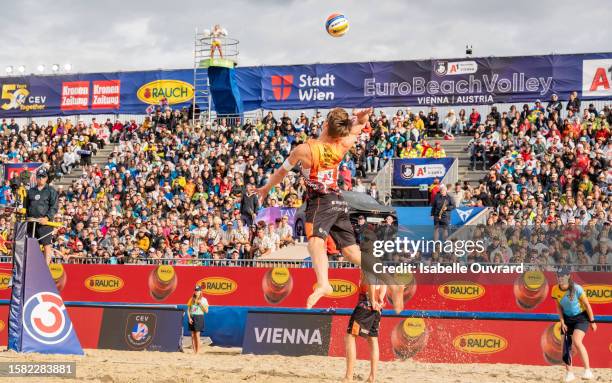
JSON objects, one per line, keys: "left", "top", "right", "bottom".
{"left": 452, "top": 332, "right": 508, "bottom": 354}
{"left": 1, "top": 84, "right": 46, "bottom": 111}
{"left": 197, "top": 277, "right": 237, "bottom": 295}
{"left": 23, "top": 292, "right": 73, "bottom": 345}
{"left": 137, "top": 80, "right": 194, "bottom": 105}
{"left": 438, "top": 281, "right": 485, "bottom": 300}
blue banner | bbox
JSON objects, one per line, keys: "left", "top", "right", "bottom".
{"left": 393, "top": 158, "right": 455, "bottom": 187}
{"left": 395, "top": 206, "right": 486, "bottom": 240}
{"left": 242, "top": 311, "right": 331, "bottom": 356}
{"left": 1, "top": 52, "right": 611, "bottom": 116}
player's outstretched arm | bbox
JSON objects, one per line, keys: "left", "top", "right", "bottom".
{"left": 256, "top": 143, "right": 310, "bottom": 201}
{"left": 350, "top": 108, "right": 372, "bottom": 135}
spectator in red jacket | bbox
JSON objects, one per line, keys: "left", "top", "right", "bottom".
{"left": 339, "top": 164, "right": 353, "bottom": 190}
{"left": 468, "top": 108, "right": 481, "bottom": 130}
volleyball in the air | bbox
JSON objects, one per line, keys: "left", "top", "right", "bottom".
{"left": 325, "top": 13, "right": 349, "bottom": 37}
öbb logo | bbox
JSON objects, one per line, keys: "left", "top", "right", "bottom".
{"left": 137, "top": 80, "right": 194, "bottom": 105}
{"left": 197, "top": 277, "right": 237, "bottom": 295}
{"left": 438, "top": 281, "right": 485, "bottom": 300}
{"left": 312, "top": 279, "right": 357, "bottom": 298}
{"left": 84, "top": 274, "right": 124, "bottom": 292}
{"left": 23, "top": 292, "right": 73, "bottom": 345}
{"left": 453, "top": 332, "right": 508, "bottom": 354}
{"left": 583, "top": 284, "right": 612, "bottom": 304}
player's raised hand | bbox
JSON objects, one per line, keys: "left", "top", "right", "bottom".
{"left": 353, "top": 108, "right": 373, "bottom": 124}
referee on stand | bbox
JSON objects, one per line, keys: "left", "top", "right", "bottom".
{"left": 24, "top": 168, "right": 58, "bottom": 264}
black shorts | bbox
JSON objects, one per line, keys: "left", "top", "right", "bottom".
{"left": 26, "top": 222, "right": 53, "bottom": 246}
{"left": 563, "top": 312, "right": 589, "bottom": 335}
{"left": 305, "top": 193, "right": 356, "bottom": 249}
{"left": 433, "top": 219, "right": 450, "bottom": 227}
{"left": 347, "top": 305, "right": 381, "bottom": 338}
{"left": 189, "top": 314, "right": 205, "bottom": 332}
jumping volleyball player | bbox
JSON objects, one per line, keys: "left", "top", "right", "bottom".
{"left": 552, "top": 270, "right": 597, "bottom": 382}
{"left": 257, "top": 108, "right": 404, "bottom": 312}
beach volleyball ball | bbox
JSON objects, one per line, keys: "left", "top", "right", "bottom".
{"left": 325, "top": 13, "right": 349, "bottom": 37}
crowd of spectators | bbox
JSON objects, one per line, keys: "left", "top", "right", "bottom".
{"left": 438, "top": 93, "right": 611, "bottom": 270}
{"left": 0, "top": 93, "right": 610, "bottom": 269}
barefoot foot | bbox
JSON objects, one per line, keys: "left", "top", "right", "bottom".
{"left": 307, "top": 284, "right": 333, "bottom": 309}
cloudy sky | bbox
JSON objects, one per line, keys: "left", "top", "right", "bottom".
{"left": 2, "top": 0, "right": 610, "bottom": 74}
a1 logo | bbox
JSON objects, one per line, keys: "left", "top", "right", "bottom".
{"left": 582, "top": 59, "right": 612, "bottom": 97}
{"left": 317, "top": 170, "right": 334, "bottom": 186}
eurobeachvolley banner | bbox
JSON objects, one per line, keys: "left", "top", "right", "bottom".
{"left": 393, "top": 158, "right": 455, "bottom": 187}
{"left": 0, "top": 264, "right": 609, "bottom": 315}
{"left": 0, "top": 52, "right": 611, "bottom": 116}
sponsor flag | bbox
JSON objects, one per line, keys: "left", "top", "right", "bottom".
{"left": 8, "top": 230, "right": 83, "bottom": 354}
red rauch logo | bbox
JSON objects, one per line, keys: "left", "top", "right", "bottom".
{"left": 271, "top": 75, "right": 293, "bottom": 101}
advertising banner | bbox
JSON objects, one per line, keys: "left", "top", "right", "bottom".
{"left": 254, "top": 207, "right": 296, "bottom": 228}
{"left": 3, "top": 162, "right": 42, "bottom": 182}
{"left": 393, "top": 158, "right": 455, "bottom": 187}
{"left": 1, "top": 52, "right": 611, "bottom": 116}
{"left": 0, "top": 70, "right": 195, "bottom": 117}
{"left": 0, "top": 264, "right": 609, "bottom": 315}
{"left": 257, "top": 53, "right": 612, "bottom": 109}
{"left": 242, "top": 312, "right": 332, "bottom": 356}
{"left": 327, "top": 315, "right": 611, "bottom": 367}
{"left": 97, "top": 307, "right": 183, "bottom": 352}
{"left": 1, "top": 304, "right": 182, "bottom": 351}
{"left": 395, "top": 207, "right": 486, "bottom": 227}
